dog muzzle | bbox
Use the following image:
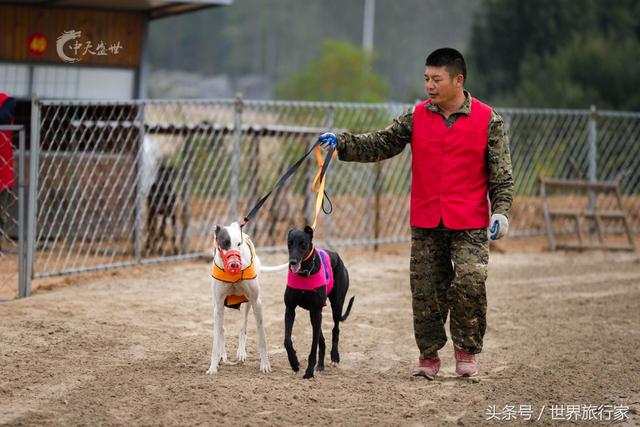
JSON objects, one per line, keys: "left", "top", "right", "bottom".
{"left": 219, "top": 248, "right": 242, "bottom": 274}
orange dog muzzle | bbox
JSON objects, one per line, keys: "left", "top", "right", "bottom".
{"left": 218, "top": 246, "right": 242, "bottom": 275}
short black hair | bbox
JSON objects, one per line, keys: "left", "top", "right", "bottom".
{"left": 425, "top": 48, "right": 466, "bottom": 81}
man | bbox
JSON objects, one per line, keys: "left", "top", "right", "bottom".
{"left": 0, "top": 92, "right": 16, "bottom": 250}
{"left": 318, "top": 48, "right": 513, "bottom": 379}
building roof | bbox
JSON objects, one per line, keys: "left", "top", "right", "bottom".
{"left": 0, "top": 0, "right": 232, "bottom": 19}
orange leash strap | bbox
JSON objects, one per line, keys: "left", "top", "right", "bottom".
{"left": 310, "top": 147, "right": 335, "bottom": 230}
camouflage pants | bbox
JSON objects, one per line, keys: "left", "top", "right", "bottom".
{"left": 410, "top": 226, "right": 488, "bottom": 359}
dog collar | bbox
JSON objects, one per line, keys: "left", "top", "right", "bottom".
{"left": 296, "top": 248, "right": 317, "bottom": 277}
{"left": 302, "top": 245, "right": 315, "bottom": 262}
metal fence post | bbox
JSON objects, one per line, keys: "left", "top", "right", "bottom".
{"left": 588, "top": 105, "right": 598, "bottom": 240}
{"left": 180, "top": 135, "right": 192, "bottom": 254}
{"left": 373, "top": 162, "right": 381, "bottom": 252}
{"left": 231, "top": 95, "right": 243, "bottom": 222}
{"left": 588, "top": 105, "right": 598, "bottom": 187}
{"left": 66, "top": 111, "right": 79, "bottom": 250}
{"left": 17, "top": 127, "right": 28, "bottom": 297}
{"left": 364, "top": 165, "right": 373, "bottom": 250}
{"left": 134, "top": 103, "right": 145, "bottom": 262}
{"left": 26, "top": 97, "right": 40, "bottom": 293}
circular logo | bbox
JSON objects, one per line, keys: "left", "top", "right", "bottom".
{"left": 28, "top": 32, "right": 48, "bottom": 57}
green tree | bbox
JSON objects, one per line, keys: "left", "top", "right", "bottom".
{"left": 148, "top": 0, "right": 476, "bottom": 101}
{"left": 507, "top": 35, "right": 640, "bottom": 109}
{"left": 467, "top": 0, "right": 640, "bottom": 109}
{"left": 149, "top": 9, "right": 228, "bottom": 75}
{"left": 275, "top": 40, "right": 389, "bottom": 102}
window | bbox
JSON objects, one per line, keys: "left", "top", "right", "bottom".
{"left": 0, "top": 64, "right": 136, "bottom": 99}
{"left": 0, "top": 63, "right": 30, "bottom": 98}
{"left": 34, "top": 65, "right": 135, "bottom": 99}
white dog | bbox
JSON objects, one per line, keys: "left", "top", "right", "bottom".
{"left": 207, "top": 221, "right": 286, "bottom": 374}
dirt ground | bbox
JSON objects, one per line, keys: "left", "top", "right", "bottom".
{"left": 1, "top": 245, "right": 640, "bottom": 426}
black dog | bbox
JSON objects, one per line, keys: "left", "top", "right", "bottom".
{"left": 284, "top": 226, "right": 355, "bottom": 379}
{"left": 145, "top": 165, "right": 179, "bottom": 255}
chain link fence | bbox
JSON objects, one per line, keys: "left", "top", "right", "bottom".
{"left": 30, "top": 98, "right": 411, "bottom": 281}
{"left": 502, "top": 107, "right": 640, "bottom": 237}
{"left": 1, "top": 98, "right": 638, "bottom": 297}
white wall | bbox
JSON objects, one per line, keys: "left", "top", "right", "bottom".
{"left": 0, "top": 62, "right": 136, "bottom": 99}
{"left": 0, "top": 63, "right": 30, "bottom": 98}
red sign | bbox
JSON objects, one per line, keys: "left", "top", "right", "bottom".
{"left": 27, "top": 32, "right": 48, "bottom": 57}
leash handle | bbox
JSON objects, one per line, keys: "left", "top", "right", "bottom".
{"left": 311, "top": 145, "right": 336, "bottom": 230}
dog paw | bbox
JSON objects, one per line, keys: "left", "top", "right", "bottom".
{"left": 236, "top": 349, "right": 247, "bottom": 363}
{"left": 331, "top": 351, "right": 340, "bottom": 364}
{"left": 303, "top": 370, "right": 314, "bottom": 379}
{"left": 206, "top": 365, "right": 218, "bottom": 374}
{"left": 317, "top": 363, "right": 325, "bottom": 371}
{"left": 260, "top": 361, "right": 272, "bottom": 373}
{"left": 221, "top": 353, "right": 228, "bottom": 363}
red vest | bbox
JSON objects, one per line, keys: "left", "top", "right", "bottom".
{"left": 0, "top": 92, "right": 15, "bottom": 191}
{"left": 410, "top": 97, "right": 492, "bottom": 229}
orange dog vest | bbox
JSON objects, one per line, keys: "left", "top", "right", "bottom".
{"left": 211, "top": 234, "right": 257, "bottom": 309}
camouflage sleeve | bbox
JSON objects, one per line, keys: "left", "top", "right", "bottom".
{"left": 336, "top": 108, "right": 413, "bottom": 162}
{"left": 487, "top": 110, "right": 514, "bottom": 219}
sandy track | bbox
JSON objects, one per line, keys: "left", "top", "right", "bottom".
{"left": 1, "top": 249, "right": 639, "bottom": 426}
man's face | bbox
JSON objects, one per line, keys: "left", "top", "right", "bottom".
{"left": 424, "top": 66, "right": 463, "bottom": 105}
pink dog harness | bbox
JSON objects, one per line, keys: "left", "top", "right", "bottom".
{"left": 287, "top": 248, "right": 334, "bottom": 295}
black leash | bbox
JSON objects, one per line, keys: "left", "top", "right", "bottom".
{"left": 240, "top": 141, "right": 335, "bottom": 228}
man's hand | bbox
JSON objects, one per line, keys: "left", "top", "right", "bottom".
{"left": 488, "top": 213, "right": 508, "bottom": 240}
{"left": 318, "top": 132, "right": 338, "bottom": 150}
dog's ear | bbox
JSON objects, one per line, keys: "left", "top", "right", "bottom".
{"left": 304, "top": 225, "right": 314, "bottom": 238}
{"left": 215, "top": 225, "right": 221, "bottom": 239}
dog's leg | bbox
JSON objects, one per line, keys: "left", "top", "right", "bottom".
{"left": 304, "top": 309, "right": 322, "bottom": 379}
{"left": 252, "top": 297, "right": 271, "bottom": 373}
{"left": 207, "top": 281, "right": 225, "bottom": 373}
{"left": 236, "top": 302, "right": 250, "bottom": 362}
{"left": 317, "top": 329, "right": 326, "bottom": 372}
{"left": 330, "top": 304, "right": 342, "bottom": 365}
{"left": 284, "top": 304, "right": 299, "bottom": 373}
{"left": 218, "top": 294, "right": 228, "bottom": 364}
{"left": 207, "top": 281, "right": 227, "bottom": 373}
{"left": 330, "top": 264, "right": 351, "bottom": 365}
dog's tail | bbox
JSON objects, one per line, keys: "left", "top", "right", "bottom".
{"left": 340, "top": 296, "right": 355, "bottom": 321}
{"left": 260, "top": 262, "right": 289, "bottom": 272}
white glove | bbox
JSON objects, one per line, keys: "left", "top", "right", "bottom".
{"left": 488, "top": 213, "right": 508, "bottom": 240}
